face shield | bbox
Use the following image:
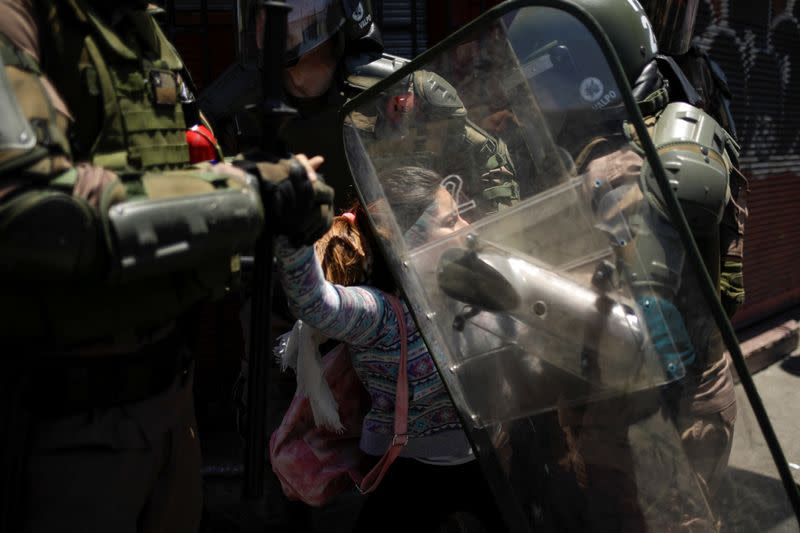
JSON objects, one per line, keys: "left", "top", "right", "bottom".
{"left": 340, "top": 4, "right": 800, "bottom": 531}
{"left": 505, "top": 9, "right": 626, "bottom": 152}
{"left": 642, "top": 0, "right": 699, "bottom": 55}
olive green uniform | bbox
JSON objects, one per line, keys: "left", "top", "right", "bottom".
{"left": 0, "top": 1, "right": 262, "bottom": 531}
{"left": 496, "top": 2, "right": 746, "bottom": 528}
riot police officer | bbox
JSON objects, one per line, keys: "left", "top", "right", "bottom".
{"left": 501, "top": 1, "right": 741, "bottom": 528}
{"left": 0, "top": 1, "right": 332, "bottom": 531}
{"left": 641, "top": 0, "right": 747, "bottom": 319}
{"left": 640, "top": 0, "right": 747, "bottom": 515}
{"left": 201, "top": 0, "right": 518, "bottom": 215}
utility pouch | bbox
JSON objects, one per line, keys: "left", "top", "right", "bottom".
{"left": 149, "top": 69, "right": 178, "bottom": 106}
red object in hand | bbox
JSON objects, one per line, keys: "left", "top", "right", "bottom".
{"left": 385, "top": 92, "right": 415, "bottom": 125}
{"left": 186, "top": 124, "right": 219, "bottom": 163}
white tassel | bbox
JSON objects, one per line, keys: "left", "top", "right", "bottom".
{"left": 275, "top": 321, "right": 302, "bottom": 372}
{"left": 277, "top": 320, "right": 345, "bottom": 433}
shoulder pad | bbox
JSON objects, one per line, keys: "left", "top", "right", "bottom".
{"left": 0, "top": 49, "right": 38, "bottom": 164}
{"left": 345, "top": 52, "right": 409, "bottom": 79}
{"left": 344, "top": 52, "right": 409, "bottom": 90}
{"left": 413, "top": 70, "right": 465, "bottom": 113}
{"left": 644, "top": 102, "right": 731, "bottom": 230}
{"left": 652, "top": 102, "right": 728, "bottom": 157}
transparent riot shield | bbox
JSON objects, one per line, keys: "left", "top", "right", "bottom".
{"left": 341, "top": 2, "right": 800, "bottom": 531}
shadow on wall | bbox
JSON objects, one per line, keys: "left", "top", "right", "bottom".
{"left": 694, "top": 0, "right": 800, "bottom": 174}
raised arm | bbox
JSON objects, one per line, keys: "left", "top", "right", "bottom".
{"left": 275, "top": 238, "right": 400, "bottom": 350}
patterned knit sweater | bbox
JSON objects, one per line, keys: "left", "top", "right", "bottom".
{"left": 275, "top": 238, "right": 473, "bottom": 460}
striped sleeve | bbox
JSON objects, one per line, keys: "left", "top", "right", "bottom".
{"left": 275, "top": 237, "right": 400, "bottom": 349}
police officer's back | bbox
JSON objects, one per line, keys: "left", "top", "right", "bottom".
{"left": 0, "top": 1, "right": 332, "bottom": 531}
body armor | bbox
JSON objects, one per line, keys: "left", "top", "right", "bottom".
{"left": 650, "top": 53, "right": 746, "bottom": 315}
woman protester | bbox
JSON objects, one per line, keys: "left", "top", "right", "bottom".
{"left": 275, "top": 163, "right": 506, "bottom": 533}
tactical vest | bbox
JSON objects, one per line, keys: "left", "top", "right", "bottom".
{"left": 38, "top": 0, "right": 192, "bottom": 172}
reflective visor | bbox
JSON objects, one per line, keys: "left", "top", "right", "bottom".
{"left": 285, "top": 0, "right": 345, "bottom": 63}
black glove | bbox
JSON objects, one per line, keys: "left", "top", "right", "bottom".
{"left": 234, "top": 156, "right": 334, "bottom": 246}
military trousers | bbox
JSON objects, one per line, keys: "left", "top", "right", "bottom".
{"left": 23, "top": 366, "right": 202, "bottom": 533}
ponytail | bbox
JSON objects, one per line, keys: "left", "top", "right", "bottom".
{"left": 314, "top": 206, "right": 396, "bottom": 293}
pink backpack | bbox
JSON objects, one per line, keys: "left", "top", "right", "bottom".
{"left": 269, "top": 294, "right": 410, "bottom": 506}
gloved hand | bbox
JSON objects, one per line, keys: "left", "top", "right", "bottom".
{"left": 479, "top": 166, "right": 519, "bottom": 211}
{"left": 234, "top": 154, "right": 334, "bottom": 246}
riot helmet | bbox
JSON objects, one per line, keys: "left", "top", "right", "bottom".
{"left": 248, "top": 0, "right": 376, "bottom": 64}
{"left": 506, "top": 0, "right": 657, "bottom": 90}
{"left": 640, "top": 0, "right": 700, "bottom": 55}
{"left": 285, "top": 0, "right": 345, "bottom": 64}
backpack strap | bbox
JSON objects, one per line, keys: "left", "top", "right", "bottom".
{"left": 356, "top": 293, "right": 410, "bottom": 493}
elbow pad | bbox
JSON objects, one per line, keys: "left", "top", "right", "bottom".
{"left": 616, "top": 208, "right": 686, "bottom": 298}
{"left": 637, "top": 295, "right": 695, "bottom": 379}
{"left": 108, "top": 171, "right": 264, "bottom": 282}
{"left": 641, "top": 102, "right": 735, "bottom": 234}
{"left": 0, "top": 188, "right": 104, "bottom": 279}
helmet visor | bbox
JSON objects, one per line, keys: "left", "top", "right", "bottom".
{"left": 285, "top": 0, "right": 345, "bottom": 63}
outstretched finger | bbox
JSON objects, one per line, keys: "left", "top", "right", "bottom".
{"left": 294, "top": 154, "right": 325, "bottom": 180}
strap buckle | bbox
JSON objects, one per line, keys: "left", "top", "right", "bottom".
{"left": 391, "top": 433, "right": 409, "bottom": 447}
